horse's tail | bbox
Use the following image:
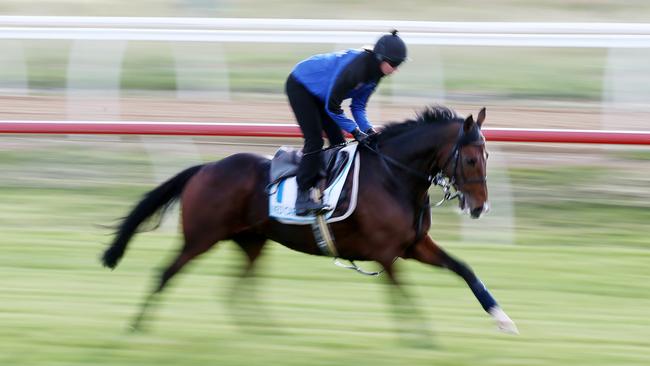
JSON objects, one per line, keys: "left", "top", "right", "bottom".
{"left": 101, "top": 164, "right": 204, "bottom": 269}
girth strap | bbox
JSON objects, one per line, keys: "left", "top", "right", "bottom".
{"left": 311, "top": 213, "right": 387, "bottom": 277}
{"left": 311, "top": 214, "right": 339, "bottom": 257}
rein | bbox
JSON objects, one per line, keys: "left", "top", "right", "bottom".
{"left": 362, "top": 141, "right": 433, "bottom": 185}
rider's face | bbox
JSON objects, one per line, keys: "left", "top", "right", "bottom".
{"left": 380, "top": 61, "right": 398, "bottom": 75}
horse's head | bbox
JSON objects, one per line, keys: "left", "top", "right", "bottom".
{"left": 441, "top": 108, "right": 488, "bottom": 219}
{"left": 374, "top": 105, "right": 489, "bottom": 218}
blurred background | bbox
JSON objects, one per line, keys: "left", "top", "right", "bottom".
{"left": 1, "top": 1, "right": 649, "bottom": 366}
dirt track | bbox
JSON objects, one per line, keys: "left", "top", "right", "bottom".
{"left": 2, "top": 94, "right": 640, "bottom": 131}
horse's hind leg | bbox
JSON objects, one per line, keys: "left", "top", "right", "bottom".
{"left": 232, "top": 231, "right": 267, "bottom": 278}
{"left": 131, "top": 229, "right": 223, "bottom": 331}
{"left": 403, "top": 235, "right": 518, "bottom": 334}
{"left": 380, "top": 259, "right": 433, "bottom": 345}
{"left": 228, "top": 232, "right": 274, "bottom": 328}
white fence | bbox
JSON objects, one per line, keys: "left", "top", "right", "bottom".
{"left": 1, "top": 16, "right": 650, "bottom": 47}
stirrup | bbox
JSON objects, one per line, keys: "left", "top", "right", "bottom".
{"left": 296, "top": 187, "right": 328, "bottom": 215}
{"left": 296, "top": 202, "right": 328, "bottom": 216}
{"left": 334, "top": 258, "right": 383, "bottom": 276}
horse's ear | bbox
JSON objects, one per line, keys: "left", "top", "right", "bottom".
{"left": 477, "top": 107, "right": 486, "bottom": 128}
{"left": 464, "top": 114, "right": 474, "bottom": 133}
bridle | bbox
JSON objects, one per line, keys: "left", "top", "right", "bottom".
{"left": 432, "top": 131, "right": 487, "bottom": 205}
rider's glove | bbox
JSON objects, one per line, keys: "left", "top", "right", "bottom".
{"left": 365, "top": 127, "right": 378, "bottom": 136}
{"left": 351, "top": 128, "right": 369, "bottom": 144}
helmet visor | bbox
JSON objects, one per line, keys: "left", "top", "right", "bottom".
{"left": 385, "top": 57, "right": 403, "bottom": 68}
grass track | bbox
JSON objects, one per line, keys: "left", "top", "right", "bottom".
{"left": 1, "top": 230, "right": 649, "bottom": 366}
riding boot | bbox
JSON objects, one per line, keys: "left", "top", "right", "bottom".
{"left": 295, "top": 188, "right": 327, "bottom": 216}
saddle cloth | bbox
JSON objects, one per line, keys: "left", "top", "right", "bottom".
{"left": 268, "top": 143, "right": 360, "bottom": 225}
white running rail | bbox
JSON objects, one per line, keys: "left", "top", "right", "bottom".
{"left": 1, "top": 16, "right": 650, "bottom": 47}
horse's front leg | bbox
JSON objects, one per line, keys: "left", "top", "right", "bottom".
{"left": 403, "top": 235, "right": 518, "bottom": 334}
{"left": 376, "top": 256, "right": 433, "bottom": 345}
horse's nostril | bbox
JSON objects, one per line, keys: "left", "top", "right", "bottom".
{"left": 471, "top": 206, "right": 483, "bottom": 218}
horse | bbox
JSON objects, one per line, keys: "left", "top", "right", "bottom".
{"left": 101, "top": 105, "right": 518, "bottom": 334}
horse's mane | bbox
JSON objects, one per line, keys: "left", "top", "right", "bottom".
{"left": 377, "top": 105, "right": 463, "bottom": 142}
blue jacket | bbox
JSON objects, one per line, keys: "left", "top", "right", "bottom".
{"left": 291, "top": 49, "right": 381, "bottom": 133}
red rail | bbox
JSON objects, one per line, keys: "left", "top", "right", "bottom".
{"left": 2, "top": 121, "right": 650, "bottom": 145}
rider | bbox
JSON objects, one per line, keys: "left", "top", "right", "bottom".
{"left": 286, "top": 30, "right": 408, "bottom": 216}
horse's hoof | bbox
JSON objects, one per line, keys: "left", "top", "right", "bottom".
{"left": 489, "top": 307, "right": 519, "bottom": 335}
{"left": 496, "top": 319, "right": 519, "bottom": 334}
{"left": 128, "top": 321, "right": 147, "bottom": 333}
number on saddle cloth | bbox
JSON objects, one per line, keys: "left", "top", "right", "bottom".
{"left": 267, "top": 144, "right": 360, "bottom": 224}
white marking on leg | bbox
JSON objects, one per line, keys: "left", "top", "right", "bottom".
{"left": 489, "top": 306, "right": 519, "bottom": 335}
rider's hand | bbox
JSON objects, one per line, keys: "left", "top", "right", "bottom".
{"left": 365, "top": 127, "right": 378, "bottom": 136}
{"left": 351, "top": 128, "right": 369, "bottom": 144}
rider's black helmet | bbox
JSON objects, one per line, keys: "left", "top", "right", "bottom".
{"left": 373, "top": 30, "right": 407, "bottom": 68}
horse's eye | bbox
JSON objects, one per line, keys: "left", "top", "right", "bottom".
{"left": 466, "top": 158, "right": 477, "bottom": 166}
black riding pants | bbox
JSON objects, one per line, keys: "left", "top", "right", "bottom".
{"left": 286, "top": 74, "right": 346, "bottom": 191}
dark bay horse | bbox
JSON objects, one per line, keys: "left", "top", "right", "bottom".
{"left": 101, "top": 105, "right": 518, "bottom": 334}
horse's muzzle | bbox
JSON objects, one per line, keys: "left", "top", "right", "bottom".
{"left": 469, "top": 202, "right": 490, "bottom": 219}
{"left": 458, "top": 195, "right": 489, "bottom": 219}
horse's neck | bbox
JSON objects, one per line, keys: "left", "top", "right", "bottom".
{"left": 380, "top": 124, "right": 455, "bottom": 178}
{"left": 374, "top": 124, "right": 456, "bottom": 200}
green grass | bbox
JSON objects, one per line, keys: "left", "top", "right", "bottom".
{"left": 1, "top": 230, "right": 649, "bottom": 365}
{"left": 614, "top": 150, "right": 650, "bottom": 161}
{"left": 10, "top": 38, "right": 607, "bottom": 100}
{"left": 1, "top": 139, "right": 649, "bottom": 365}
{"left": 440, "top": 48, "right": 606, "bottom": 100}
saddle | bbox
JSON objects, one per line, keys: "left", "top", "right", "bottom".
{"left": 267, "top": 143, "right": 360, "bottom": 225}
{"left": 268, "top": 144, "right": 351, "bottom": 189}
